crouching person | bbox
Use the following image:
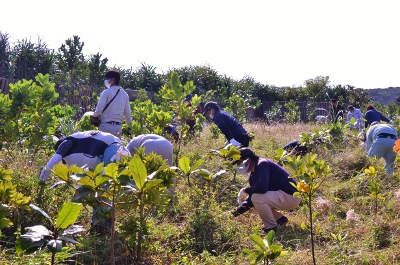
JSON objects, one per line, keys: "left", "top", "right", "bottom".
{"left": 39, "top": 130, "right": 130, "bottom": 233}
{"left": 231, "top": 148, "right": 301, "bottom": 233}
{"left": 365, "top": 121, "right": 398, "bottom": 175}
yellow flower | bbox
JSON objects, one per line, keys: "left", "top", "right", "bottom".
{"left": 297, "top": 181, "right": 311, "bottom": 193}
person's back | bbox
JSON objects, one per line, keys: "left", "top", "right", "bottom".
{"left": 364, "top": 104, "right": 390, "bottom": 128}
{"left": 127, "top": 134, "right": 173, "bottom": 166}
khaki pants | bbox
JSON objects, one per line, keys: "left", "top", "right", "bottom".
{"left": 99, "top": 122, "right": 122, "bottom": 138}
{"left": 251, "top": 190, "right": 301, "bottom": 229}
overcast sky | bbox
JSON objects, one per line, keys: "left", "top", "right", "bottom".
{"left": 2, "top": 0, "right": 399, "bottom": 89}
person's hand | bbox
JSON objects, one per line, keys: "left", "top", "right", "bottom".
{"left": 237, "top": 188, "right": 248, "bottom": 205}
{"left": 389, "top": 120, "right": 394, "bottom": 125}
{"left": 230, "top": 138, "right": 241, "bottom": 147}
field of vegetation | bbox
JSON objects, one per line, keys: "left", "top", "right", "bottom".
{"left": 2, "top": 112, "right": 400, "bottom": 265}
{"left": 2, "top": 33, "right": 400, "bottom": 264}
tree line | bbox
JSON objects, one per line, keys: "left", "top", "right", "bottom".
{"left": 0, "top": 32, "right": 378, "bottom": 117}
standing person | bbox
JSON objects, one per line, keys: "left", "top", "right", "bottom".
{"left": 126, "top": 134, "right": 173, "bottom": 166}
{"left": 365, "top": 122, "right": 398, "bottom": 175}
{"left": 203, "top": 101, "right": 250, "bottom": 147}
{"left": 93, "top": 70, "right": 132, "bottom": 138}
{"left": 327, "top": 99, "right": 344, "bottom": 123}
{"left": 347, "top": 105, "right": 363, "bottom": 130}
{"left": 364, "top": 104, "right": 392, "bottom": 129}
{"left": 231, "top": 148, "right": 301, "bottom": 233}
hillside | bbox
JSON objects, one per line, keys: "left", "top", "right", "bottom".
{"left": 366, "top": 87, "right": 400, "bottom": 105}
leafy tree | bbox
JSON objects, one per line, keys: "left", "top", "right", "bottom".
{"left": 0, "top": 73, "right": 59, "bottom": 153}
{"left": 0, "top": 32, "right": 11, "bottom": 78}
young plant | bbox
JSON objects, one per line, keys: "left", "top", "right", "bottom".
{"left": 17, "top": 202, "right": 84, "bottom": 265}
{"left": 284, "top": 153, "right": 331, "bottom": 265}
{"left": 242, "top": 231, "right": 287, "bottom": 265}
{"left": 0, "top": 166, "right": 31, "bottom": 229}
{"left": 364, "top": 166, "right": 385, "bottom": 217}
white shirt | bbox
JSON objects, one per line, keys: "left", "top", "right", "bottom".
{"left": 94, "top": 85, "right": 132, "bottom": 125}
{"left": 347, "top": 108, "right": 363, "bottom": 129}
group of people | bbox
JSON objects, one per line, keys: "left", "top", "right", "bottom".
{"left": 41, "top": 69, "right": 398, "bottom": 236}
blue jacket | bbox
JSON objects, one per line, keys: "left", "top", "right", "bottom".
{"left": 212, "top": 109, "right": 247, "bottom": 141}
{"left": 365, "top": 109, "right": 390, "bottom": 128}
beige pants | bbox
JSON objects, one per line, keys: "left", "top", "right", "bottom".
{"left": 251, "top": 190, "right": 301, "bottom": 229}
{"left": 99, "top": 122, "right": 122, "bottom": 138}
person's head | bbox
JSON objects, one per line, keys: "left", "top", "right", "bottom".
{"left": 104, "top": 70, "right": 120, "bottom": 87}
{"left": 347, "top": 105, "right": 354, "bottom": 112}
{"left": 232, "top": 148, "right": 260, "bottom": 174}
{"left": 366, "top": 104, "right": 375, "bottom": 111}
{"left": 330, "top": 99, "right": 338, "bottom": 105}
{"left": 202, "top": 101, "right": 219, "bottom": 119}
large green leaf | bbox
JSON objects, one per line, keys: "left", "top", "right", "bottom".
{"left": 52, "top": 164, "right": 70, "bottom": 182}
{"left": 179, "top": 156, "right": 190, "bottom": 174}
{"left": 129, "top": 156, "right": 148, "bottom": 190}
{"left": 56, "top": 202, "right": 83, "bottom": 229}
{"left": 142, "top": 179, "right": 164, "bottom": 192}
{"left": 78, "top": 176, "right": 96, "bottom": 189}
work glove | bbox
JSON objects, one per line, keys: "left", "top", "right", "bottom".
{"left": 237, "top": 188, "right": 248, "bottom": 205}
{"left": 389, "top": 120, "right": 394, "bottom": 125}
{"left": 230, "top": 138, "right": 241, "bottom": 147}
{"left": 39, "top": 168, "right": 50, "bottom": 182}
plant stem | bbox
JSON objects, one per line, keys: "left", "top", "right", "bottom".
{"left": 309, "top": 195, "right": 316, "bottom": 265}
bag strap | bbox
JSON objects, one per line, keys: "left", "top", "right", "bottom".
{"left": 101, "top": 88, "right": 121, "bottom": 114}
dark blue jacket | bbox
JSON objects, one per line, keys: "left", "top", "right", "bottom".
{"left": 212, "top": 109, "right": 247, "bottom": 141}
{"left": 365, "top": 109, "right": 390, "bottom": 128}
{"left": 234, "top": 158, "right": 297, "bottom": 215}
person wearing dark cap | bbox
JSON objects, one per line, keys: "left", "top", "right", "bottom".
{"left": 364, "top": 104, "right": 392, "bottom": 129}
{"left": 93, "top": 70, "right": 132, "bottom": 138}
{"left": 203, "top": 101, "right": 250, "bottom": 147}
{"left": 231, "top": 148, "right": 301, "bottom": 233}
{"left": 327, "top": 99, "right": 343, "bottom": 123}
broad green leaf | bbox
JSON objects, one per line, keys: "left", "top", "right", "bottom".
{"left": 95, "top": 175, "right": 112, "bottom": 187}
{"left": 142, "top": 179, "right": 164, "bottom": 192}
{"left": 179, "top": 156, "right": 190, "bottom": 174}
{"left": 129, "top": 156, "right": 148, "bottom": 190}
{"left": 191, "top": 159, "right": 204, "bottom": 171}
{"left": 249, "top": 234, "right": 267, "bottom": 251}
{"left": 70, "top": 165, "right": 84, "bottom": 174}
{"left": 94, "top": 162, "right": 105, "bottom": 176}
{"left": 56, "top": 202, "right": 83, "bottom": 229}
{"left": 0, "top": 217, "right": 13, "bottom": 228}
{"left": 78, "top": 176, "right": 96, "bottom": 189}
{"left": 266, "top": 230, "right": 275, "bottom": 246}
{"left": 53, "top": 164, "right": 70, "bottom": 182}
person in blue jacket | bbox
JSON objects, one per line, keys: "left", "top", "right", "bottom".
{"left": 231, "top": 148, "right": 301, "bottom": 233}
{"left": 364, "top": 104, "right": 392, "bottom": 128}
{"left": 203, "top": 101, "right": 250, "bottom": 147}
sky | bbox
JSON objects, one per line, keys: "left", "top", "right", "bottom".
{"left": 1, "top": 0, "right": 399, "bottom": 89}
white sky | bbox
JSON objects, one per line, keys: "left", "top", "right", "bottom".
{"left": 1, "top": 0, "right": 399, "bottom": 89}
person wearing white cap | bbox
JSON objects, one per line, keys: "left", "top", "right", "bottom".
{"left": 231, "top": 148, "right": 301, "bottom": 233}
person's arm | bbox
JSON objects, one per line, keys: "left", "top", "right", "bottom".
{"left": 93, "top": 90, "right": 109, "bottom": 117}
{"left": 379, "top": 112, "right": 390, "bottom": 123}
{"left": 124, "top": 99, "right": 132, "bottom": 126}
{"left": 232, "top": 196, "right": 253, "bottom": 217}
